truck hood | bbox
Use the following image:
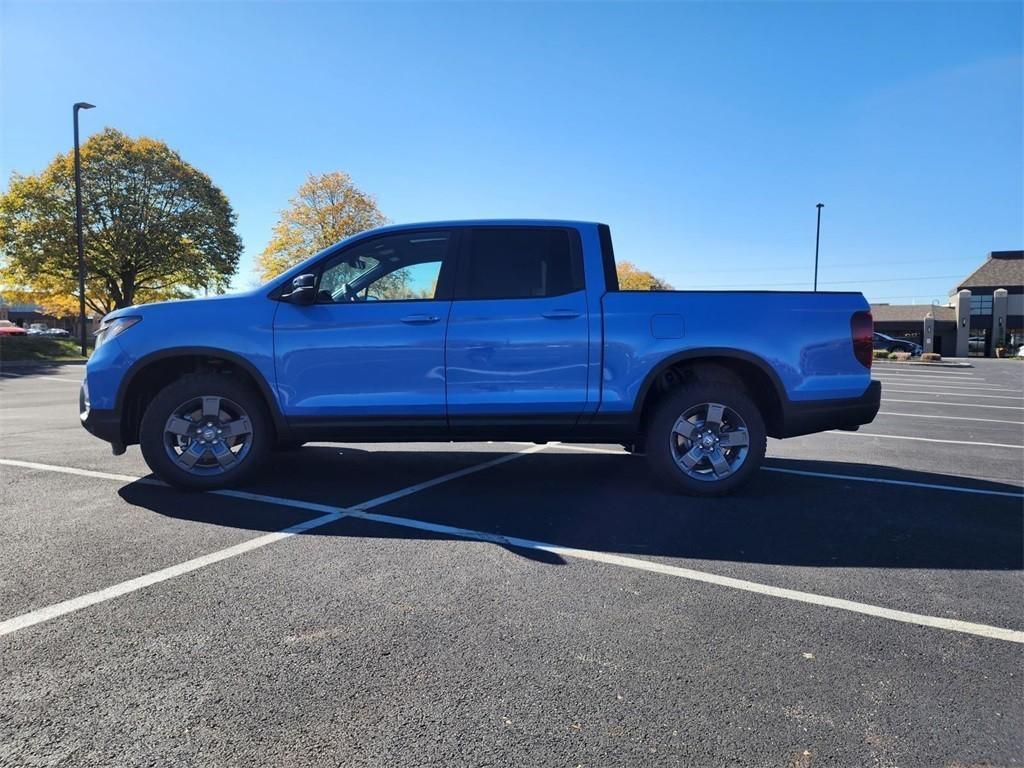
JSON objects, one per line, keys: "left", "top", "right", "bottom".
{"left": 102, "top": 289, "right": 261, "bottom": 323}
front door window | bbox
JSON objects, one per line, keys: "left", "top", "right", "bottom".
{"left": 317, "top": 231, "right": 450, "bottom": 303}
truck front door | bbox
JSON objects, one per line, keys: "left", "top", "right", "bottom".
{"left": 273, "top": 229, "right": 456, "bottom": 431}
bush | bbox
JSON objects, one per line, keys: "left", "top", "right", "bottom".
{"left": 887, "top": 352, "right": 899, "bottom": 360}
{"left": 893, "top": 351, "right": 911, "bottom": 361}
{"left": 872, "top": 349, "right": 889, "bottom": 360}
{"left": 921, "top": 352, "right": 942, "bottom": 362}
{"left": 0, "top": 335, "right": 89, "bottom": 362}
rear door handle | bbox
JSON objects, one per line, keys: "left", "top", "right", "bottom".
{"left": 400, "top": 314, "right": 440, "bottom": 325}
{"left": 541, "top": 310, "right": 581, "bottom": 319}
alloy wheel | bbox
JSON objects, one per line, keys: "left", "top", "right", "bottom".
{"left": 162, "top": 395, "right": 254, "bottom": 476}
{"left": 669, "top": 402, "right": 750, "bottom": 482}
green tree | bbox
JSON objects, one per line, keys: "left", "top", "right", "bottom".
{"left": 617, "top": 261, "right": 673, "bottom": 290}
{"left": 256, "top": 171, "right": 388, "bottom": 283}
{"left": 0, "top": 127, "right": 241, "bottom": 316}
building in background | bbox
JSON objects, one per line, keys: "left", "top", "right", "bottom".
{"left": 952, "top": 250, "right": 1023, "bottom": 357}
{"left": 870, "top": 250, "right": 1022, "bottom": 357}
{"left": 0, "top": 298, "right": 99, "bottom": 335}
{"left": 872, "top": 303, "right": 957, "bottom": 355}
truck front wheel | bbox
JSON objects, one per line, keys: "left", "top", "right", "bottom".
{"left": 646, "top": 382, "right": 766, "bottom": 497}
{"left": 139, "top": 374, "right": 271, "bottom": 491}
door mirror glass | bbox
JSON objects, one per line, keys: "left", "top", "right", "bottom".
{"left": 287, "top": 273, "right": 317, "bottom": 305}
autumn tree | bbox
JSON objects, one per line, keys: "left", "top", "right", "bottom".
{"left": 0, "top": 128, "right": 241, "bottom": 317}
{"left": 617, "top": 261, "right": 673, "bottom": 290}
{"left": 256, "top": 171, "right": 388, "bottom": 282}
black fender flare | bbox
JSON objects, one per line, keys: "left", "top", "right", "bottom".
{"left": 631, "top": 347, "right": 790, "bottom": 425}
{"left": 116, "top": 346, "right": 290, "bottom": 438}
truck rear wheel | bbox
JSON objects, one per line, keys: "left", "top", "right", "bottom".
{"left": 646, "top": 382, "right": 766, "bottom": 496}
{"left": 139, "top": 374, "right": 271, "bottom": 491}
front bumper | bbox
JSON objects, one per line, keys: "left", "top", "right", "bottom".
{"left": 80, "top": 380, "right": 125, "bottom": 452}
{"left": 779, "top": 380, "right": 881, "bottom": 438}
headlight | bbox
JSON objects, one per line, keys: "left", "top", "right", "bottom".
{"left": 94, "top": 315, "right": 141, "bottom": 351}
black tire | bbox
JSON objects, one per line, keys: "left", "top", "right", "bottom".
{"left": 646, "top": 382, "right": 766, "bottom": 497}
{"left": 139, "top": 374, "right": 272, "bottom": 491}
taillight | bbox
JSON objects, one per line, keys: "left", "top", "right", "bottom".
{"left": 851, "top": 311, "right": 873, "bottom": 368}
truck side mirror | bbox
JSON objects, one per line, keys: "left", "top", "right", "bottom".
{"left": 287, "top": 274, "right": 317, "bottom": 305}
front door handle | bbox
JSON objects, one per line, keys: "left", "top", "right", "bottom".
{"left": 541, "top": 309, "right": 581, "bottom": 320}
{"left": 400, "top": 314, "right": 440, "bottom": 325}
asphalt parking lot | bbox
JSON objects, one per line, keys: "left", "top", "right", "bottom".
{"left": 1, "top": 359, "right": 1022, "bottom": 768}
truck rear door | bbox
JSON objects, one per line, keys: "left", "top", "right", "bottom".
{"left": 445, "top": 226, "right": 590, "bottom": 433}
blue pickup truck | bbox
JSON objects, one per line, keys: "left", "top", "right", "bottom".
{"left": 81, "top": 221, "right": 880, "bottom": 496}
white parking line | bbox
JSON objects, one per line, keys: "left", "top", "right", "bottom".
{"left": 0, "top": 453, "right": 1021, "bottom": 644}
{"left": 883, "top": 398, "right": 1024, "bottom": 410}
{"left": 0, "top": 373, "right": 83, "bottom": 384}
{"left": 881, "top": 389, "right": 1024, "bottom": 400}
{"left": 874, "top": 380, "right": 1020, "bottom": 393}
{"left": 827, "top": 431, "right": 1022, "bottom": 449}
{"left": 871, "top": 367, "right": 975, "bottom": 373}
{"left": 873, "top": 373, "right": 980, "bottom": 382}
{"left": 872, "top": 364, "right": 973, "bottom": 373}
{"left": 345, "top": 509, "right": 1024, "bottom": 644}
{"left": 761, "top": 467, "right": 1023, "bottom": 499}
{"left": 0, "top": 458, "right": 347, "bottom": 515}
{"left": 0, "top": 511, "right": 346, "bottom": 638}
{"left": 0, "top": 446, "right": 545, "bottom": 637}
{"left": 873, "top": 372, "right": 975, "bottom": 378}
{"left": 0, "top": 460, "right": 140, "bottom": 484}
{"left": 0, "top": 387, "right": 84, "bottom": 397}
{"left": 350, "top": 447, "right": 548, "bottom": 510}
{"left": 878, "top": 411, "right": 1024, "bottom": 425}
{"left": 871, "top": 372, "right": 990, "bottom": 381}
{"left": 524, "top": 442, "right": 625, "bottom": 454}
{"left": 512, "top": 442, "right": 1024, "bottom": 494}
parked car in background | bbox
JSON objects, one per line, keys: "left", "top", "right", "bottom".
{"left": 873, "top": 331, "right": 922, "bottom": 355}
{"left": 0, "top": 320, "right": 27, "bottom": 336}
{"left": 28, "top": 323, "right": 70, "bottom": 337}
{"left": 81, "top": 220, "right": 880, "bottom": 496}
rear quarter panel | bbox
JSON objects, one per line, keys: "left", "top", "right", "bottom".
{"left": 599, "top": 291, "right": 872, "bottom": 412}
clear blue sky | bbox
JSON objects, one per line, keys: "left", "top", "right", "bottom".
{"left": 2, "top": 1, "right": 1021, "bottom": 302}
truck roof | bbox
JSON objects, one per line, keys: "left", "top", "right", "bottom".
{"left": 365, "top": 219, "right": 601, "bottom": 233}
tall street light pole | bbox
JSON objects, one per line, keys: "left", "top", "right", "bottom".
{"left": 73, "top": 102, "right": 95, "bottom": 357}
{"left": 813, "top": 202, "right": 824, "bottom": 292}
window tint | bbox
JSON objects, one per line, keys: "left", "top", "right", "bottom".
{"left": 457, "top": 228, "right": 583, "bottom": 300}
{"left": 317, "top": 231, "right": 450, "bottom": 303}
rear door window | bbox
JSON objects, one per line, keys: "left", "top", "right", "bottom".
{"left": 455, "top": 227, "right": 583, "bottom": 300}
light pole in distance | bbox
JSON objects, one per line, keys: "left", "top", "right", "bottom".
{"left": 73, "top": 101, "right": 95, "bottom": 356}
{"left": 813, "top": 202, "right": 824, "bottom": 292}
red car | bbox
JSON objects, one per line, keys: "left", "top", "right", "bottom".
{"left": 0, "top": 320, "right": 27, "bottom": 336}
